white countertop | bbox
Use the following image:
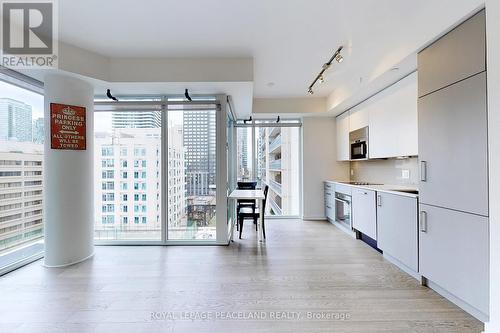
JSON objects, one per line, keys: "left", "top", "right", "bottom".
{"left": 325, "top": 180, "right": 419, "bottom": 198}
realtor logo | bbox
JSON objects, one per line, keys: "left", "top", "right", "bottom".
{"left": 1, "top": 0, "right": 58, "bottom": 68}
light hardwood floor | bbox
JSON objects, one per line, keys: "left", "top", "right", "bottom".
{"left": 0, "top": 219, "right": 483, "bottom": 332}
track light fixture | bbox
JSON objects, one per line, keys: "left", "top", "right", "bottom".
{"left": 106, "top": 89, "right": 118, "bottom": 101}
{"left": 184, "top": 89, "right": 192, "bottom": 101}
{"left": 307, "top": 46, "right": 343, "bottom": 95}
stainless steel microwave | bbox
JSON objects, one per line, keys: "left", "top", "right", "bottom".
{"left": 350, "top": 126, "right": 369, "bottom": 160}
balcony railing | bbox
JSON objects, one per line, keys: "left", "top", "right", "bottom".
{"left": 268, "top": 159, "right": 281, "bottom": 170}
{"left": 268, "top": 196, "right": 282, "bottom": 215}
{"left": 269, "top": 135, "right": 281, "bottom": 153}
{"left": 268, "top": 179, "right": 282, "bottom": 196}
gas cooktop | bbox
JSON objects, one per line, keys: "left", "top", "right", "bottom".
{"left": 339, "top": 181, "right": 383, "bottom": 186}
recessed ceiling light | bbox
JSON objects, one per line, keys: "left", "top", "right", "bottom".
{"left": 319, "top": 75, "right": 325, "bottom": 84}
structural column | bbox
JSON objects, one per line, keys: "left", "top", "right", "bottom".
{"left": 43, "top": 74, "right": 94, "bottom": 267}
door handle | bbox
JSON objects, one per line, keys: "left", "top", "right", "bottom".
{"left": 420, "top": 211, "right": 427, "bottom": 232}
{"left": 420, "top": 161, "right": 427, "bottom": 182}
{"left": 377, "top": 195, "right": 382, "bottom": 207}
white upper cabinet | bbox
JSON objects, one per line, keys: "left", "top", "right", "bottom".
{"left": 369, "top": 72, "right": 418, "bottom": 159}
{"left": 336, "top": 112, "right": 350, "bottom": 161}
{"left": 349, "top": 107, "right": 369, "bottom": 132}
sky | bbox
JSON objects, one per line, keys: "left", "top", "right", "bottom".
{"left": 0, "top": 81, "right": 44, "bottom": 119}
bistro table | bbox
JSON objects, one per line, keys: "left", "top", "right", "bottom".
{"left": 228, "top": 189, "right": 265, "bottom": 242}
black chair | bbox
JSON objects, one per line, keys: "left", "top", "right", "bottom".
{"left": 236, "top": 182, "right": 257, "bottom": 231}
{"left": 238, "top": 185, "right": 269, "bottom": 239}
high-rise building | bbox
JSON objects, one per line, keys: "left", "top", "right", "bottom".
{"left": 32, "top": 118, "right": 44, "bottom": 144}
{"left": 94, "top": 127, "right": 163, "bottom": 239}
{"left": 237, "top": 128, "right": 250, "bottom": 180}
{"left": 0, "top": 98, "right": 33, "bottom": 142}
{"left": 112, "top": 111, "right": 161, "bottom": 128}
{"left": 0, "top": 141, "right": 43, "bottom": 252}
{"left": 183, "top": 111, "right": 216, "bottom": 196}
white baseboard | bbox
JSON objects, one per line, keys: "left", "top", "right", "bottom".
{"left": 302, "top": 216, "right": 327, "bottom": 221}
{"left": 426, "top": 279, "right": 489, "bottom": 323}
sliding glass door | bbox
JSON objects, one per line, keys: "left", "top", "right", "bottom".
{"left": 167, "top": 108, "right": 217, "bottom": 240}
{"left": 236, "top": 120, "right": 301, "bottom": 217}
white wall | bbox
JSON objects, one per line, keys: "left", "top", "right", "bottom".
{"left": 253, "top": 97, "right": 326, "bottom": 115}
{"left": 486, "top": 1, "right": 500, "bottom": 331}
{"left": 302, "top": 117, "right": 349, "bottom": 219}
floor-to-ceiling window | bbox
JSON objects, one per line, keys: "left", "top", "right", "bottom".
{"left": 236, "top": 119, "right": 301, "bottom": 217}
{"left": 0, "top": 72, "right": 45, "bottom": 273}
{"left": 93, "top": 97, "right": 222, "bottom": 243}
{"left": 93, "top": 110, "right": 162, "bottom": 241}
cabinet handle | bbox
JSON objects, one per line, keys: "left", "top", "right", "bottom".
{"left": 377, "top": 195, "right": 382, "bottom": 207}
{"left": 326, "top": 206, "right": 332, "bottom": 209}
{"left": 420, "top": 161, "right": 427, "bottom": 182}
{"left": 420, "top": 211, "right": 427, "bottom": 232}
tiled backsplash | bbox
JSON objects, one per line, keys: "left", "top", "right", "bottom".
{"left": 350, "top": 157, "right": 419, "bottom": 185}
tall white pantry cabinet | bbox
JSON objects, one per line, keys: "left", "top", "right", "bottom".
{"left": 417, "top": 10, "right": 489, "bottom": 321}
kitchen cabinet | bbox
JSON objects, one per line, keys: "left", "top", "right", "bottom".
{"left": 336, "top": 112, "right": 350, "bottom": 161}
{"left": 418, "top": 72, "right": 488, "bottom": 216}
{"left": 418, "top": 11, "right": 485, "bottom": 97}
{"left": 324, "top": 182, "right": 335, "bottom": 221}
{"left": 376, "top": 192, "right": 418, "bottom": 272}
{"left": 419, "top": 204, "right": 489, "bottom": 318}
{"left": 369, "top": 72, "right": 418, "bottom": 159}
{"left": 349, "top": 108, "right": 368, "bottom": 132}
{"left": 417, "top": 9, "right": 489, "bottom": 321}
{"left": 352, "top": 188, "right": 376, "bottom": 240}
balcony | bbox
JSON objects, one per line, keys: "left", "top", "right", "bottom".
{"left": 269, "top": 135, "right": 281, "bottom": 153}
{"left": 268, "top": 196, "right": 282, "bottom": 215}
{"left": 269, "top": 127, "right": 280, "bottom": 138}
{"left": 268, "top": 159, "right": 281, "bottom": 171}
{"left": 268, "top": 179, "right": 282, "bottom": 196}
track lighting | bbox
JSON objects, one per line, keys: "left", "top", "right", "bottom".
{"left": 307, "top": 46, "right": 343, "bottom": 95}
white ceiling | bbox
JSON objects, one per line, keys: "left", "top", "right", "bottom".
{"left": 57, "top": 0, "right": 483, "bottom": 100}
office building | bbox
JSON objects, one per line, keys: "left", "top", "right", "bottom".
{"left": 183, "top": 111, "right": 216, "bottom": 196}
{"left": 112, "top": 111, "right": 161, "bottom": 128}
{"left": 0, "top": 141, "right": 43, "bottom": 253}
{"left": 0, "top": 98, "right": 33, "bottom": 142}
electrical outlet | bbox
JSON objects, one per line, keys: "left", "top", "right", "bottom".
{"left": 402, "top": 169, "right": 410, "bottom": 179}
{"left": 350, "top": 169, "right": 354, "bottom": 176}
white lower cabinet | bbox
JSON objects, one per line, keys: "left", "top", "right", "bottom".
{"left": 352, "top": 188, "right": 376, "bottom": 240}
{"left": 324, "top": 182, "right": 335, "bottom": 221}
{"left": 419, "top": 204, "right": 489, "bottom": 318}
{"left": 376, "top": 193, "right": 418, "bottom": 272}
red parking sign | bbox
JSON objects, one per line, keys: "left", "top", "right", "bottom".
{"left": 50, "top": 103, "right": 86, "bottom": 150}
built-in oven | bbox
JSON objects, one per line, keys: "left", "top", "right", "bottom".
{"left": 334, "top": 192, "right": 352, "bottom": 230}
{"left": 350, "top": 126, "right": 369, "bottom": 160}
